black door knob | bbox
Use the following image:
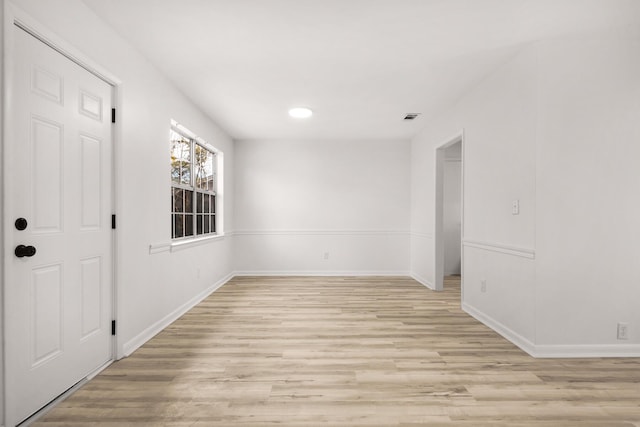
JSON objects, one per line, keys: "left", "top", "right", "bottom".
{"left": 15, "top": 218, "right": 28, "bottom": 230}
{"left": 15, "top": 245, "right": 36, "bottom": 258}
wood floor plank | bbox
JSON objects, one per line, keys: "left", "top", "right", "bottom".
{"left": 34, "top": 276, "right": 640, "bottom": 426}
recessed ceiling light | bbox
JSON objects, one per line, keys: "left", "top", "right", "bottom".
{"left": 288, "top": 107, "right": 313, "bottom": 119}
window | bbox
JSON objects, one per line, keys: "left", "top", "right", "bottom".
{"left": 170, "top": 123, "right": 219, "bottom": 239}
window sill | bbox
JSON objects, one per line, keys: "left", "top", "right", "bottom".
{"left": 149, "top": 233, "right": 226, "bottom": 254}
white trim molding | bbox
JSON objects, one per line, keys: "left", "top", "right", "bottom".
{"left": 463, "top": 302, "right": 640, "bottom": 358}
{"left": 463, "top": 239, "right": 535, "bottom": 259}
{"left": 531, "top": 343, "right": 640, "bottom": 358}
{"left": 410, "top": 231, "right": 434, "bottom": 239}
{"left": 234, "top": 270, "right": 410, "bottom": 277}
{"left": 10, "top": 5, "right": 121, "bottom": 85}
{"left": 233, "top": 229, "right": 409, "bottom": 237}
{"left": 149, "top": 232, "right": 229, "bottom": 255}
{"left": 148, "top": 242, "right": 170, "bottom": 255}
{"left": 410, "top": 273, "right": 435, "bottom": 290}
{"left": 462, "top": 302, "right": 537, "bottom": 356}
{"left": 122, "top": 273, "right": 234, "bottom": 356}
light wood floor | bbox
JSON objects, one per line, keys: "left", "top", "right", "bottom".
{"left": 35, "top": 276, "right": 640, "bottom": 426}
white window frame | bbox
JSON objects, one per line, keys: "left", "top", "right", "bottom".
{"left": 170, "top": 120, "right": 223, "bottom": 243}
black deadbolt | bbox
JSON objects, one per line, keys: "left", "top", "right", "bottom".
{"left": 15, "top": 245, "right": 36, "bottom": 258}
{"left": 15, "top": 218, "right": 28, "bottom": 230}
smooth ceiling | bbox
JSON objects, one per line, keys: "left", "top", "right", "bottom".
{"left": 82, "top": 0, "right": 640, "bottom": 140}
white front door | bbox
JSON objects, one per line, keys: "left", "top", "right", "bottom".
{"left": 5, "top": 25, "right": 113, "bottom": 426}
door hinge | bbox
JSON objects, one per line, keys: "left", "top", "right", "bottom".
{"left": 111, "top": 320, "right": 116, "bottom": 336}
{"left": 111, "top": 108, "right": 116, "bottom": 123}
{"left": 111, "top": 214, "right": 116, "bottom": 229}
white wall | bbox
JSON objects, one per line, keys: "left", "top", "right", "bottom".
{"left": 412, "top": 47, "right": 538, "bottom": 342}
{"left": 234, "top": 139, "right": 410, "bottom": 274}
{"left": 411, "top": 37, "right": 640, "bottom": 357}
{"left": 534, "top": 38, "right": 640, "bottom": 352}
{"left": 4, "top": 0, "right": 235, "bottom": 366}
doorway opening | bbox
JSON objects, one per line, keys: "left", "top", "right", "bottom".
{"left": 434, "top": 133, "right": 464, "bottom": 293}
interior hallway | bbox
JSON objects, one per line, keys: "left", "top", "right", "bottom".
{"left": 34, "top": 276, "right": 640, "bottom": 426}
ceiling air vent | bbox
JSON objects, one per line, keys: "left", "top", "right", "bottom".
{"left": 403, "top": 113, "right": 421, "bottom": 121}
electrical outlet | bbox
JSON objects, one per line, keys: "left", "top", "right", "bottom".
{"left": 480, "top": 280, "right": 487, "bottom": 293}
{"left": 512, "top": 200, "right": 520, "bottom": 215}
{"left": 617, "top": 323, "right": 629, "bottom": 340}
{"left": 323, "top": 252, "right": 330, "bottom": 260}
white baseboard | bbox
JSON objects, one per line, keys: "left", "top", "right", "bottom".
{"left": 462, "top": 302, "right": 640, "bottom": 358}
{"left": 410, "top": 272, "right": 435, "bottom": 290}
{"left": 233, "top": 270, "right": 410, "bottom": 277}
{"left": 462, "top": 301, "right": 537, "bottom": 356}
{"left": 531, "top": 343, "right": 640, "bottom": 358}
{"left": 122, "top": 272, "right": 234, "bottom": 357}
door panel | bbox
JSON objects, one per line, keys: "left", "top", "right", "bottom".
{"left": 31, "top": 264, "right": 63, "bottom": 366}
{"left": 5, "top": 25, "right": 113, "bottom": 426}
{"left": 80, "top": 256, "right": 103, "bottom": 339}
{"left": 80, "top": 134, "right": 103, "bottom": 229}
{"left": 32, "top": 116, "right": 64, "bottom": 232}
{"left": 31, "top": 65, "right": 64, "bottom": 104}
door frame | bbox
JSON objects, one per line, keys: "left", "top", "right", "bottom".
{"left": 434, "top": 130, "right": 465, "bottom": 292}
{"left": 2, "top": 4, "right": 122, "bottom": 425}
